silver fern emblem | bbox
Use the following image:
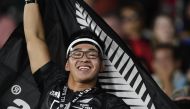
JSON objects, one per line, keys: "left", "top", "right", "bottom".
{"left": 75, "top": 2, "right": 155, "bottom": 109}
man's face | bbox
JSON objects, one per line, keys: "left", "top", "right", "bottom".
{"left": 65, "top": 43, "right": 103, "bottom": 83}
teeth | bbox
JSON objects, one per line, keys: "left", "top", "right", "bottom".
{"left": 79, "top": 66, "right": 90, "bottom": 70}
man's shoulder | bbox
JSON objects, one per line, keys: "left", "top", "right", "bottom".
{"left": 33, "top": 61, "right": 68, "bottom": 92}
{"left": 34, "top": 61, "right": 67, "bottom": 80}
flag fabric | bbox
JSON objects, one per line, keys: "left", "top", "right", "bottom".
{"left": 0, "top": 24, "right": 41, "bottom": 108}
{"left": 0, "top": 0, "right": 179, "bottom": 109}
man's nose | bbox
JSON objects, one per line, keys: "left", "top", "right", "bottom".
{"left": 80, "top": 53, "right": 89, "bottom": 61}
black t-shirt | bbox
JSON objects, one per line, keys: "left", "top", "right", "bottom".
{"left": 34, "top": 61, "right": 130, "bottom": 109}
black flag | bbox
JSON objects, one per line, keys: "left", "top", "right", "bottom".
{"left": 0, "top": 0, "right": 179, "bottom": 109}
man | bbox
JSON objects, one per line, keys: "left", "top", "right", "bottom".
{"left": 23, "top": 0, "right": 129, "bottom": 108}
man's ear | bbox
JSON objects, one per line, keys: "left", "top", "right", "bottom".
{"left": 65, "top": 61, "right": 70, "bottom": 71}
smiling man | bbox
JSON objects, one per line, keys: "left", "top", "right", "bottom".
{"left": 23, "top": 0, "right": 129, "bottom": 108}
{"left": 65, "top": 32, "right": 105, "bottom": 92}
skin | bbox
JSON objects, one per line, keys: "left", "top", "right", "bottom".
{"left": 24, "top": 3, "right": 50, "bottom": 73}
{"left": 65, "top": 44, "right": 104, "bottom": 92}
{"left": 153, "top": 16, "right": 175, "bottom": 44}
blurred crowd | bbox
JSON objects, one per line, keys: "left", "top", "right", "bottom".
{"left": 85, "top": 0, "right": 190, "bottom": 101}
{"left": 0, "top": 0, "right": 23, "bottom": 47}
{"left": 1, "top": 0, "right": 190, "bottom": 105}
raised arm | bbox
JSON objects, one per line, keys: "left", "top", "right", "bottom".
{"left": 24, "top": 0, "right": 50, "bottom": 74}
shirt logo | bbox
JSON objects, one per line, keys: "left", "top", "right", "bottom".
{"left": 79, "top": 98, "right": 93, "bottom": 103}
{"left": 49, "top": 90, "right": 60, "bottom": 98}
{"left": 11, "top": 85, "right": 21, "bottom": 95}
{"left": 7, "top": 99, "right": 31, "bottom": 109}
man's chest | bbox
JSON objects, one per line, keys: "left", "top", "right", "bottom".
{"left": 48, "top": 87, "right": 96, "bottom": 109}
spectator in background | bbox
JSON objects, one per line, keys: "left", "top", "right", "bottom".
{"left": 152, "top": 14, "right": 177, "bottom": 46}
{"left": 0, "top": 15, "right": 16, "bottom": 48}
{"left": 119, "top": 2, "right": 153, "bottom": 73}
{"left": 103, "top": 13, "right": 123, "bottom": 36}
{"left": 0, "top": 6, "right": 17, "bottom": 48}
{"left": 0, "top": 0, "right": 23, "bottom": 48}
{"left": 152, "top": 44, "right": 186, "bottom": 97}
{"left": 118, "top": 0, "right": 161, "bottom": 28}
{"left": 172, "top": 63, "right": 190, "bottom": 100}
{"left": 172, "top": 64, "right": 190, "bottom": 109}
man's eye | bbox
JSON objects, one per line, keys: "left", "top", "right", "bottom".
{"left": 89, "top": 53, "right": 97, "bottom": 56}
{"left": 73, "top": 52, "right": 82, "bottom": 56}
{"left": 88, "top": 52, "right": 98, "bottom": 56}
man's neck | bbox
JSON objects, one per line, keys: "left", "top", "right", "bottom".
{"left": 67, "top": 77, "right": 96, "bottom": 92}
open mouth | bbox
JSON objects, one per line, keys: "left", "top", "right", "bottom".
{"left": 77, "top": 66, "right": 91, "bottom": 71}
